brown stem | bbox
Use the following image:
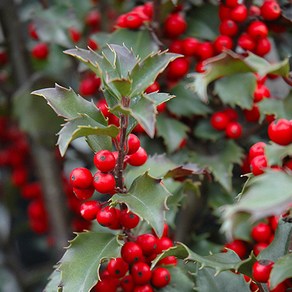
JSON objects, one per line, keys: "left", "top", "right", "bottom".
{"left": 115, "top": 97, "right": 130, "bottom": 192}
{"left": 152, "top": 0, "right": 162, "bottom": 39}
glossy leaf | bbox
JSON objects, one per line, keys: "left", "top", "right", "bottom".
{"left": 190, "top": 140, "right": 244, "bottom": 192}
{"left": 214, "top": 73, "right": 256, "bottom": 109}
{"left": 144, "top": 92, "right": 175, "bottom": 106}
{"left": 44, "top": 269, "right": 62, "bottom": 292}
{"left": 59, "top": 231, "right": 121, "bottom": 292}
{"left": 168, "top": 82, "right": 212, "bottom": 117}
{"left": 194, "top": 120, "right": 224, "bottom": 141}
{"left": 129, "top": 51, "right": 179, "bottom": 97}
{"left": 85, "top": 135, "right": 112, "bottom": 152}
{"left": 110, "top": 172, "right": 172, "bottom": 237}
{"left": 156, "top": 114, "right": 189, "bottom": 153}
{"left": 265, "top": 142, "right": 292, "bottom": 166}
{"left": 32, "top": 84, "right": 103, "bottom": 121}
{"left": 270, "top": 253, "right": 292, "bottom": 289}
{"left": 57, "top": 114, "right": 119, "bottom": 156}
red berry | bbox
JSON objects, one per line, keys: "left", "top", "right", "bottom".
{"left": 253, "top": 242, "right": 269, "bottom": 256}
{"left": 107, "top": 257, "right": 128, "bottom": 278}
{"left": 158, "top": 255, "right": 178, "bottom": 266}
{"left": 80, "top": 201, "right": 101, "bottom": 220}
{"left": 156, "top": 237, "right": 173, "bottom": 254}
{"left": 197, "top": 42, "right": 214, "bottom": 60}
{"left": 230, "top": 4, "right": 248, "bottom": 22}
{"left": 31, "top": 43, "right": 49, "bottom": 60}
{"left": 252, "top": 260, "right": 274, "bottom": 283}
{"left": 121, "top": 242, "right": 144, "bottom": 264}
{"left": 96, "top": 98, "right": 110, "bottom": 118}
{"left": 250, "top": 155, "right": 268, "bottom": 176}
{"left": 133, "top": 284, "right": 154, "bottom": 292}
{"left": 120, "top": 210, "right": 140, "bottom": 229}
{"left": 219, "top": 5, "right": 231, "bottom": 20}
{"left": 249, "top": 142, "right": 266, "bottom": 160}
{"left": 136, "top": 234, "right": 157, "bottom": 256}
{"left": 268, "top": 118, "right": 292, "bottom": 145}
{"left": 250, "top": 5, "right": 261, "bottom": 16}
{"left": 87, "top": 38, "right": 99, "bottom": 51}
{"left": 96, "top": 206, "right": 118, "bottom": 227}
{"left": 94, "top": 150, "right": 116, "bottom": 172}
{"left": 125, "top": 12, "right": 143, "bottom": 29}
{"left": 182, "top": 37, "right": 199, "bottom": 56}
{"left": 95, "top": 278, "right": 119, "bottom": 292}
{"left": 167, "top": 57, "right": 189, "bottom": 80}
{"left": 224, "top": 239, "right": 247, "bottom": 259}
{"left": 223, "top": 108, "right": 238, "bottom": 121}
{"left": 157, "top": 102, "right": 167, "bottom": 113}
{"left": 70, "top": 167, "right": 93, "bottom": 189}
{"left": 243, "top": 105, "right": 260, "bottom": 123}
{"left": 210, "top": 112, "right": 229, "bottom": 131}
{"left": 21, "top": 182, "right": 42, "bottom": 200}
{"left": 195, "top": 61, "right": 206, "bottom": 73}
{"left": 268, "top": 215, "right": 279, "bottom": 231}
{"left": 261, "top": 0, "right": 281, "bottom": 21}
{"left": 121, "top": 275, "right": 134, "bottom": 292}
{"left": 251, "top": 222, "right": 273, "bottom": 243}
{"left": 255, "top": 37, "right": 271, "bottom": 56}
{"left": 238, "top": 33, "right": 255, "bottom": 51}
{"left": 28, "top": 199, "right": 47, "bottom": 220}
{"left": 131, "top": 262, "right": 152, "bottom": 285}
{"left": 145, "top": 81, "right": 160, "bottom": 93}
{"left": 253, "top": 84, "right": 270, "bottom": 102}
{"left": 127, "top": 147, "right": 148, "bottom": 166}
{"left": 169, "top": 40, "right": 184, "bottom": 54}
{"left": 28, "top": 23, "right": 39, "bottom": 40}
{"left": 127, "top": 134, "right": 141, "bottom": 155}
{"left": 68, "top": 27, "right": 81, "bottom": 43}
{"left": 213, "top": 35, "right": 233, "bottom": 53}
{"left": 224, "top": 0, "right": 240, "bottom": 8}
{"left": 248, "top": 21, "right": 268, "bottom": 39}
{"left": 164, "top": 13, "right": 187, "bottom": 38}
{"left": 93, "top": 172, "right": 116, "bottom": 194}
{"left": 219, "top": 19, "right": 238, "bottom": 36}
{"left": 73, "top": 186, "right": 95, "bottom": 200}
{"left": 268, "top": 280, "right": 287, "bottom": 292}
{"left": 85, "top": 10, "right": 101, "bottom": 29}
{"left": 225, "top": 122, "right": 242, "bottom": 139}
{"left": 79, "top": 78, "right": 97, "bottom": 96}
{"left": 151, "top": 267, "right": 171, "bottom": 288}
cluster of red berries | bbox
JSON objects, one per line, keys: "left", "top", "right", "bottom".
{"left": 94, "top": 225, "right": 177, "bottom": 292}
{"left": 115, "top": 2, "right": 153, "bottom": 30}
{"left": 210, "top": 108, "right": 242, "bottom": 139}
{"left": 243, "top": 118, "right": 292, "bottom": 176}
{"left": 79, "top": 72, "right": 101, "bottom": 97}
{"left": 70, "top": 133, "right": 148, "bottom": 225}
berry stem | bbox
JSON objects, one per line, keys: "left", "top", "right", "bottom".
{"left": 116, "top": 96, "right": 130, "bottom": 193}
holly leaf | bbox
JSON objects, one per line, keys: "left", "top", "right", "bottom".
{"left": 214, "top": 73, "right": 256, "bottom": 110}
{"left": 32, "top": 84, "right": 103, "bottom": 122}
{"left": 44, "top": 269, "right": 62, "bottom": 292}
{"left": 145, "top": 92, "right": 175, "bottom": 106}
{"left": 86, "top": 135, "right": 112, "bottom": 152}
{"left": 188, "top": 52, "right": 290, "bottom": 101}
{"left": 107, "top": 28, "right": 159, "bottom": 60}
{"left": 156, "top": 114, "right": 189, "bottom": 153}
{"left": 59, "top": 231, "right": 121, "bottom": 292}
{"left": 159, "top": 266, "right": 194, "bottom": 292}
{"left": 190, "top": 140, "right": 244, "bottom": 192}
{"left": 129, "top": 51, "right": 179, "bottom": 97}
{"left": 57, "top": 114, "right": 119, "bottom": 156}
{"left": 168, "top": 82, "right": 212, "bottom": 117}
{"left": 194, "top": 120, "right": 224, "bottom": 141}
{"left": 258, "top": 219, "right": 292, "bottom": 262}
{"left": 223, "top": 171, "right": 292, "bottom": 223}
{"left": 270, "top": 253, "right": 292, "bottom": 289}
{"left": 152, "top": 243, "right": 253, "bottom": 274}
{"left": 195, "top": 267, "right": 251, "bottom": 292}
{"left": 110, "top": 172, "right": 172, "bottom": 237}
{"left": 265, "top": 142, "right": 292, "bottom": 166}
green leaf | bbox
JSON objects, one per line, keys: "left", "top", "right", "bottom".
{"left": 86, "top": 135, "right": 112, "bottom": 152}
{"left": 186, "top": 4, "right": 220, "bottom": 40}
{"left": 107, "top": 28, "right": 159, "bottom": 60}
{"left": 194, "top": 120, "right": 224, "bottom": 141}
{"left": 190, "top": 140, "right": 244, "bottom": 192}
{"left": 32, "top": 84, "right": 104, "bottom": 121}
{"left": 265, "top": 142, "right": 292, "bottom": 166}
{"left": 195, "top": 267, "right": 250, "bottom": 292}
{"left": 152, "top": 243, "right": 253, "bottom": 274}
{"left": 130, "top": 51, "right": 179, "bottom": 97}
{"left": 110, "top": 172, "right": 172, "bottom": 237}
{"left": 223, "top": 171, "right": 292, "bottom": 222}
{"left": 44, "top": 269, "right": 62, "bottom": 292}
{"left": 270, "top": 253, "right": 292, "bottom": 289}
{"left": 156, "top": 114, "right": 189, "bottom": 153}
{"left": 214, "top": 73, "right": 256, "bottom": 109}
{"left": 168, "top": 82, "right": 212, "bottom": 117}
{"left": 57, "top": 115, "right": 119, "bottom": 156}
{"left": 59, "top": 231, "right": 121, "bottom": 292}
{"left": 159, "top": 266, "right": 194, "bottom": 292}
{"left": 145, "top": 92, "right": 175, "bottom": 106}
{"left": 130, "top": 95, "right": 156, "bottom": 138}
{"left": 258, "top": 219, "right": 292, "bottom": 262}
